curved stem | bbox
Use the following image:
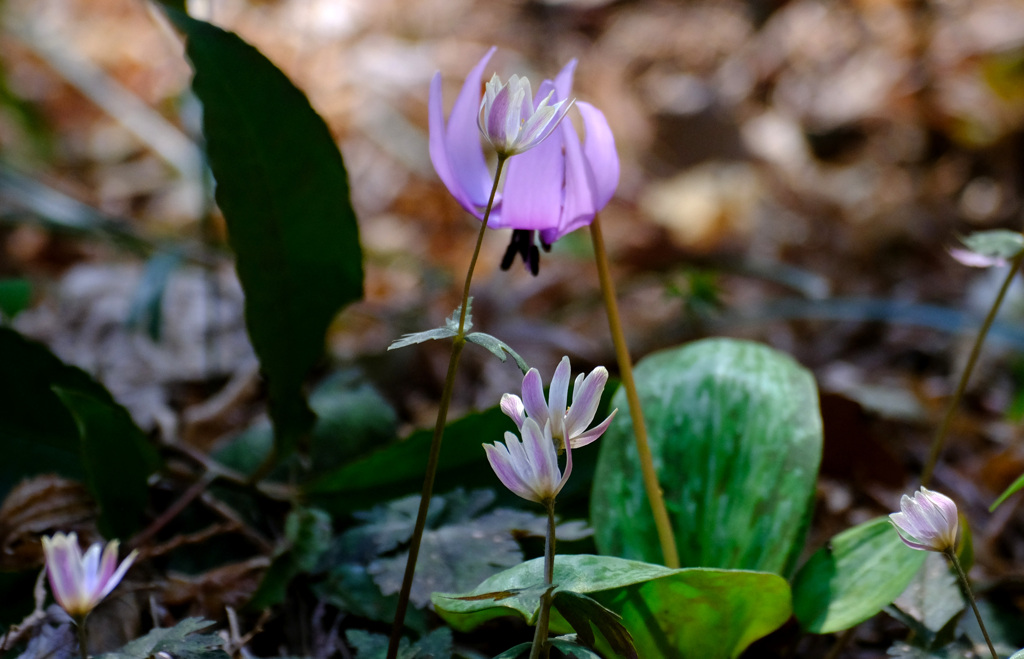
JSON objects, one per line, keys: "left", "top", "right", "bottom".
{"left": 386, "top": 157, "right": 507, "bottom": 659}
{"left": 529, "top": 499, "right": 557, "bottom": 659}
{"left": 922, "top": 252, "right": 1024, "bottom": 485}
{"left": 590, "top": 214, "right": 680, "bottom": 568}
{"left": 946, "top": 549, "right": 999, "bottom": 659}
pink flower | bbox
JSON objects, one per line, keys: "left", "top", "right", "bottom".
{"left": 42, "top": 532, "right": 137, "bottom": 621}
{"left": 477, "top": 73, "right": 572, "bottom": 158}
{"left": 484, "top": 418, "right": 572, "bottom": 504}
{"left": 500, "top": 356, "right": 616, "bottom": 449}
{"left": 889, "top": 487, "right": 959, "bottom": 552}
{"left": 429, "top": 48, "right": 620, "bottom": 274}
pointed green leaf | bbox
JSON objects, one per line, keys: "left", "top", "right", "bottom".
{"left": 792, "top": 516, "right": 927, "bottom": 633}
{"left": 166, "top": 9, "right": 363, "bottom": 462}
{"left": 97, "top": 618, "right": 226, "bottom": 659}
{"left": 990, "top": 471, "right": 1024, "bottom": 511}
{"left": 433, "top": 554, "right": 790, "bottom": 659}
{"left": 591, "top": 338, "right": 822, "bottom": 575}
{"left": 465, "top": 332, "right": 530, "bottom": 373}
{"left": 53, "top": 387, "right": 161, "bottom": 539}
{"left": 960, "top": 229, "right": 1024, "bottom": 260}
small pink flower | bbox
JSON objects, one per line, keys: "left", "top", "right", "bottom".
{"left": 501, "top": 356, "right": 617, "bottom": 449}
{"left": 484, "top": 418, "right": 571, "bottom": 504}
{"left": 889, "top": 487, "right": 959, "bottom": 552}
{"left": 42, "top": 532, "right": 137, "bottom": 621}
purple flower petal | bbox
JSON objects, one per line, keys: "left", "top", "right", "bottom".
{"left": 520, "top": 368, "right": 551, "bottom": 428}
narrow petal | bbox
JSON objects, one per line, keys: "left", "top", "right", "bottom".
{"left": 552, "top": 59, "right": 577, "bottom": 103}
{"left": 889, "top": 520, "right": 933, "bottom": 551}
{"left": 98, "top": 550, "right": 137, "bottom": 601}
{"left": 500, "top": 127, "right": 565, "bottom": 230}
{"left": 549, "top": 114, "right": 598, "bottom": 242}
{"left": 521, "top": 418, "right": 560, "bottom": 499}
{"left": 484, "top": 441, "right": 538, "bottom": 502}
{"left": 520, "top": 368, "right": 551, "bottom": 428}
{"left": 547, "top": 357, "right": 572, "bottom": 439}
{"left": 564, "top": 367, "right": 608, "bottom": 438}
{"left": 570, "top": 408, "right": 617, "bottom": 448}
{"left": 500, "top": 393, "right": 526, "bottom": 429}
{"left": 486, "top": 82, "right": 515, "bottom": 148}
{"left": 577, "top": 101, "right": 620, "bottom": 210}
{"left": 429, "top": 48, "right": 495, "bottom": 215}
{"left": 553, "top": 429, "right": 573, "bottom": 500}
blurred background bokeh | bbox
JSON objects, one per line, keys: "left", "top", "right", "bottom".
{"left": 4, "top": 0, "right": 1024, "bottom": 650}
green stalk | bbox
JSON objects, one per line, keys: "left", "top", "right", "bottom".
{"left": 386, "top": 156, "right": 507, "bottom": 659}
{"left": 75, "top": 616, "right": 89, "bottom": 659}
{"left": 922, "top": 252, "right": 1024, "bottom": 486}
{"left": 529, "top": 499, "right": 557, "bottom": 659}
{"left": 945, "top": 548, "right": 999, "bottom": 659}
{"left": 590, "top": 214, "right": 680, "bottom": 568}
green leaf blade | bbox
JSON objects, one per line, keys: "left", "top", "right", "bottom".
{"left": 166, "top": 10, "right": 363, "bottom": 460}
{"left": 791, "top": 516, "right": 927, "bottom": 634}
{"left": 591, "top": 338, "right": 823, "bottom": 575}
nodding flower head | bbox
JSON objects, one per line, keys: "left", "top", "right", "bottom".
{"left": 428, "top": 48, "right": 620, "bottom": 275}
{"left": 889, "top": 487, "right": 959, "bottom": 553}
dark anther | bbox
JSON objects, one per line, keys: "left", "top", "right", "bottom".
{"left": 500, "top": 230, "right": 542, "bottom": 276}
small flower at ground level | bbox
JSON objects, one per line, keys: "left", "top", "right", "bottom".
{"left": 889, "top": 487, "right": 959, "bottom": 552}
{"left": 42, "top": 532, "right": 137, "bottom": 621}
{"left": 428, "top": 48, "right": 620, "bottom": 274}
{"left": 484, "top": 418, "right": 571, "bottom": 504}
{"left": 501, "top": 356, "right": 617, "bottom": 449}
{"left": 478, "top": 73, "right": 573, "bottom": 158}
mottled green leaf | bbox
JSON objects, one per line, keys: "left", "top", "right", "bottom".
{"left": 591, "top": 338, "right": 822, "bottom": 575}
{"left": 166, "top": 9, "right": 363, "bottom": 462}
{"left": 433, "top": 554, "right": 790, "bottom": 659}
{"left": 792, "top": 516, "right": 927, "bottom": 633}
{"left": 97, "top": 618, "right": 226, "bottom": 659}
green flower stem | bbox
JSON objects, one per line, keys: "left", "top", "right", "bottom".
{"left": 590, "top": 214, "right": 680, "bottom": 569}
{"left": 386, "top": 156, "right": 508, "bottom": 659}
{"left": 922, "top": 252, "right": 1024, "bottom": 486}
{"left": 945, "top": 548, "right": 999, "bottom": 659}
{"left": 75, "top": 616, "right": 89, "bottom": 659}
{"left": 529, "top": 499, "right": 557, "bottom": 659}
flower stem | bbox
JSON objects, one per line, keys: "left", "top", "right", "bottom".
{"left": 590, "top": 214, "right": 680, "bottom": 568}
{"left": 75, "top": 618, "right": 89, "bottom": 659}
{"left": 386, "top": 156, "right": 507, "bottom": 659}
{"left": 945, "top": 548, "right": 999, "bottom": 659}
{"left": 529, "top": 499, "right": 557, "bottom": 659}
{"left": 922, "top": 252, "right": 1024, "bottom": 486}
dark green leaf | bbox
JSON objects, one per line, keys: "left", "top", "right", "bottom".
{"left": 97, "top": 618, "right": 226, "bottom": 659}
{"left": 0, "top": 279, "right": 31, "bottom": 320}
{"left": 302, "top": 408, "right": 512, "bottom": 515}
{"left": 552, "top": 590, "right": 636, "bottom": 659}
{"left": 591, "top": 338, "right": 822, "bottom": 575}
{"left": 249, "top": 507, "right": 332, "bottom": 609}
{"left": 465, "top": 332, "right": 529, "bottom": 373}
{"left": 0, "top": 327, "right": 113, "bottom": 498}
{"left": 215, "top": 369, "right": 398, "bottom": 479}
{"left": 52, "top": 387, "right": 160, "bottom": 539}
{"left": 433, "top": 554, "right": 790, "bottom": 659}
{"left": 344, "top": 628, "right": 451, "bottom": 659}
{"left": 792, "top": 516, "right": 927, "bottom": 634}
{"left": 166, "top": 9, "right": 363, "bottom": 462}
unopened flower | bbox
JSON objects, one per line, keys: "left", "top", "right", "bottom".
{"left": 501, "top": 356, "right": 616, "bottom": 450}
{"left": 42, "top": 532, "right": 137, "bottom": 621}
{"left": 484, "top": 418, "right": 571, "bottom": 504}
{"left": 429, "top": 48, "right": 620, "bottom": 274}
{"left": 889, "top": 487, "right": 959, "bottom": 552}
{"left": 478, "top": 73, "right": 572, "bottom": 158}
